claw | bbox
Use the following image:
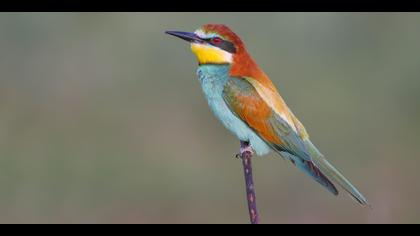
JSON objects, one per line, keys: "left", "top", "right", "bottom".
{"left": 240, "top": 145, "right": 254, "bottom": 156}
{"left": 235, "top": 141, "right": 254, "bottom": 160}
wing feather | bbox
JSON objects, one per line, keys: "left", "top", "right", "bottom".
{"left": 223, "top": 77, "right": 310, "bottom": 160}
{"left": 222, "top": 76, "right": 369, "bottom": 205}
{"left": 222, "top": 77, "right": 339, "bottom": 195}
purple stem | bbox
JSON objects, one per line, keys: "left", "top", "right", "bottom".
{"left": 240, "top": 141, "right": 260, "bottom": 224}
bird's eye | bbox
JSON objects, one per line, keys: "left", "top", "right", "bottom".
{"left": 211, "top": 37, "right": 222, "bottom": 44}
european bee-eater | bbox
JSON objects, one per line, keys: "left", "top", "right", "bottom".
{"left": 166, "top": 24, "right": 369, "bottom": 206}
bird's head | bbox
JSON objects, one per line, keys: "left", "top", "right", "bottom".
{"left": 166, "top": 24, "right": 244, "bottom": 65}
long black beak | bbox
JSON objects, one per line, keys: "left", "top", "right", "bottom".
{"left": 165, "top": 31, "right": 203, "bottom": 43}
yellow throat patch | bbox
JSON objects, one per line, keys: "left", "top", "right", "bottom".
{"left": 190, "top": 43, "right": 232, "bottom": 64}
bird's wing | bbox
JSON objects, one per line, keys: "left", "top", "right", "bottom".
{"left": 223, "top": 76, "right": 369, "bottom": 205}
{"left": 222, "top": 77, "right": 338, "bottom": 195}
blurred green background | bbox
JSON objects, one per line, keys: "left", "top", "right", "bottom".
{"left": 0, "top": 12, "right": 419, "bottom": 224}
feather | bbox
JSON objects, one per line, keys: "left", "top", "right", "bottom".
{"left": 222, "top": 76, "right": 369, "bottom": 205}
{"left": 304, "top": 139, "right": 370, "bottom": 206}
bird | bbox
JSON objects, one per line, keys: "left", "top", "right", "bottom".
{"left": 166, "top": 24, "right": 369, "bottom": 206}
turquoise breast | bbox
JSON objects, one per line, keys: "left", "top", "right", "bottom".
{"left": 197, "top": 64, "right": 271, "bottom": 156}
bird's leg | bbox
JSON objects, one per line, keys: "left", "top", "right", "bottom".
{"left": 235, "top": 141, "right": 254, "bottom": 158}
{"left": 238, "top": 140, "right": 260, "bottom": 224}
{"left": 240, "top": 141, "right": 254, "bottom": 156}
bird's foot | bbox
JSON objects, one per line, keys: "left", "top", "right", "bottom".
{"left": 235, "top": 142, "right": 254, "bottom": 159}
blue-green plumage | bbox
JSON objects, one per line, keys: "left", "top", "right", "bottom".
{"left": 197, "top": 64, "right": 271, "bottom": 156}
{"left": 166, "top": 24, "right": 370, "bottom": 207}
{"left": 197, "top": 65, "right": 367, "bottom": 202}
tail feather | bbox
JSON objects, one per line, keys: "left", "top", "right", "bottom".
{"left": 280, "top": 151, "right": 339, "bottom": 196}
{"left": 304, "top": 139, "right": 370, "bottom": 206}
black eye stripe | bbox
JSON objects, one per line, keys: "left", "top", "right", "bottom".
{"left": 218, "top": 41, "right": 237, "bottom": 54}
{"left": 202, "top": 38, "right": 237, "bottom": 54}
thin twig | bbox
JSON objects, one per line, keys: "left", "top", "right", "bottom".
{"left": 240, "top": 141, "right": 260, "bottom": 224}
